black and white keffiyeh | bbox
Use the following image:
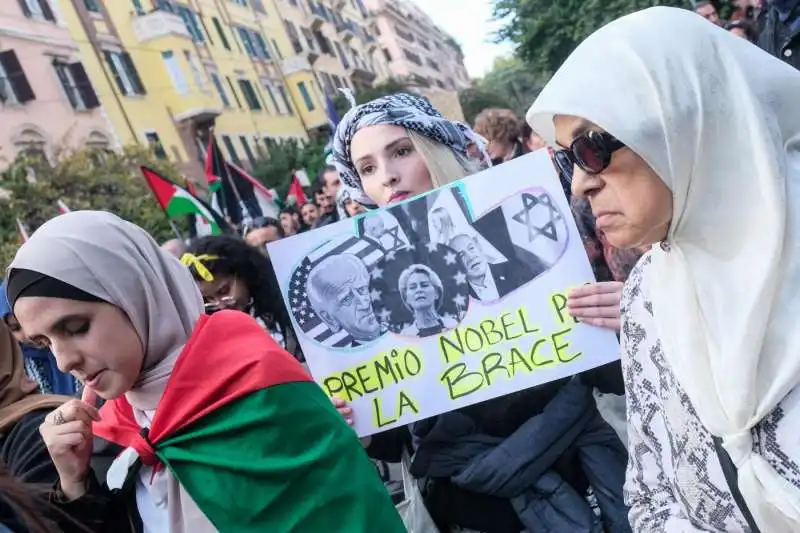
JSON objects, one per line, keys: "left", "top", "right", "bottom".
{"left": 331, "top": 92, "right": 489, "bottom": 207}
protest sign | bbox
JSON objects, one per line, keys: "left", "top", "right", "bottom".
{"left": 268, "top": 151, "right": 620, "bottom": 436}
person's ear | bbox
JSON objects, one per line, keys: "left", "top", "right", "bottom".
{"left": 319, "top": 310, "right": 340, "bottom": 332}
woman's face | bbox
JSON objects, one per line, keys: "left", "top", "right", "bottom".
{"left": 301, "top": 204, "right": 319, "bottom": 226}
{"left": 3, "top": 314, "right": 27, "bottom": 344}
{"left": 554, "top": 115, "right": 673, "bottom": 249}
{"left": 197, "top": 274, "right": 251, "bottom": 313}
{"left": 405, "top": 272, "right": 438, "bottom": 312}
{"left": 13, "top": 298, "right": 144, "bottom": 399}
{"left": 350, "top": 125, "right": 433, "bottom": 207}
{"left": 345, "top": 199, "right": 365, "bottom": 217}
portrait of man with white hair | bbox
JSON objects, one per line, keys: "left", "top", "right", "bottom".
{"left": 305, "top": 253, "right": 383, "bottom": 346}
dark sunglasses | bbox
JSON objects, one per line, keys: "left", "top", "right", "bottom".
{"left": 553, "top": 130, "right": 625, "bottom": 183}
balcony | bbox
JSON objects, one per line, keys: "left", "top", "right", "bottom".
{"left": 132, "top": 9, "right": 191, "bottom": 44}
{"left": 170, "top": 89, "right": 222, "bottom": 123}
{"left": 348, "top": 64, "right": 376, "bottom": 84}
{"left": 305, "top": 1, "right": 325, "bottom": 30}
{"left": 337, "top": 23, "right": 355, "bottom": 44}
{"left": 282, "top": 55, "right": 315, "bottom": 76}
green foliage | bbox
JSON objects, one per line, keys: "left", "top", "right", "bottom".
{"left": 465, "top": 56, "right": 549, "bottom": 121}
{"left": 492, "top": 0, "right": 691, "bottom": 77}
{"left": 0, "top": 145, "right": 182, "bottom": 269}
{"left": 250, "top": 137, "right": 329, "bottom": 197}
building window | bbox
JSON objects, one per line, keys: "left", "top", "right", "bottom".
{"left": 426, "top": 58, "right": 439, "bottom": 71}
{"left": 212, "top": 17, "right": 231, "bottom": 50}
{"left": 131, "top": 0, "right": 145, "bottom": 15}
{"left": 83, "top": 0, "right": 100, "bottom": 12}
{"left": 176, "top": 6, "right": 204, "bottom": 43}
{"left": 301, "top": 27, "right": 316, "bottom": 51}
{"left": 184, "top": 51, "right": 207, "bottom": 92}
{"left": 0, "top": 50, "right": 36, "bottom": 105}
{"left": 334, "top": 42, "right": 349, "bottom": 69}
{"left": 145, "top": 132, "right": 168, "bottom": 160}
{"left": 53, "top": 60, "right": 100, "bottom": 110}
{"left": 19, "top": 0, "right": 56, "bottom": 22}
{"left": 104, "top": 51, "right": 146, "bottom": 96}
{"left": 271, "top": 39, "right": 283, "bottom": 60}
{"left": 252, "top": 0, "right": 266, "bottom": 14}
{"left": 284, "top": 21, "right": 303, "bottom": 54}
{"left": 226, "top": 76, "right": 243, "bottom": 108}
{"left": 394, "top": 25, "right": 414, "bottom": 43}
{"left": 253, "top": 33, "right": 271, "bottom": 59}
{"left": 240, "top": 135, "right": 256, "bottom": 164}
{"left": 221, "top": 135, "right": 241, "bottom": 166}
{"left": 403, "top": 49, "right": 422, "bottom": 66}
{"left": 237, "top": 27, "right": 270, "bottom": 60}
{"left": 277, "top": 84, "right": 293, "bottom": 115}
{"left": 382, "top": 48, "right": 392, "bottom": 62}
{"left": 297, "top": 81, "right": 314, "bottom": 111}
{"left": 210, "top": 72, "right": 231, "bottom": 107}
{"left": 14, "top": 128, "right": 48, "bottom": 161}
{"left": 313, "top": 31, "right": 332, "bottom": 55}
{"left": 230, "top": 0, "right": 247, "bottom": 6}
{"left": 262, "top": 80, "right": 280, "bottom": 114}
{"left": 237, "top": 79, "right": 262, "bottom": 111}
{"left": 161, "top": 51, "right": 189, "bottom": 95}
{"left": 237, "top": 27, "right": 256, "bottom": 57}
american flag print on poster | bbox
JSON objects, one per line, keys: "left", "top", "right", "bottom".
{"left": 289, "top": 235, "right": 384, "bottom": 348}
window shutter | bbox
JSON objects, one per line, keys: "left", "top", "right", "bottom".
{"left": 69, "top": 62, "right": 100, "bottom": 109}
{"left": 17, "top": 0, "right": 31, "bottom": 17}
{"left": 0, "top": 50, "right": 35, "bottom": 103}
{"left": 121, "top": 52, "right": 146, "bottom": 95}
{"left": 104, "top": 51, "right": 126, "bottom": 94}
{"left": 38, "top": 0, "right": 56, "bottom": 22}
{"left": 52, "top": 60, "right": 78, "bottom": 108}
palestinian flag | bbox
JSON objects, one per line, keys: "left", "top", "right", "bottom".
{"left": 286, "top": 175, "right": 308, "bottom": 207}
{"left": 57, "top": 199, "right": 71, "bottom": 214}
{"left": 141, "top": 167, "right": 223, "bottom": 236}
{"left": 93, "top": 311, "right": 404, "bottom": 532}
{"left": 205, "top": 136, "right": 279, "bottom": 225}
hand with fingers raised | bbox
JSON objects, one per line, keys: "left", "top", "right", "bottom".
{"left": 39, "top": 387, "right": 101, "bottom": 500}
{"left": 567, "top": 281, "right": 624, "bottom": 332}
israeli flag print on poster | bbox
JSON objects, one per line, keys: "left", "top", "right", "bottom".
{"left": 268, "top": 151, "right": 620, "bottom": 437}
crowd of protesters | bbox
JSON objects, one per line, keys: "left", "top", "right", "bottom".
{"left": 1, "top": 2, "right": 800, "bottom": 532}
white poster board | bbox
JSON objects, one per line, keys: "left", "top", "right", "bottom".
{"left": 268, "top": 151, "right": 619, "bottom": 436}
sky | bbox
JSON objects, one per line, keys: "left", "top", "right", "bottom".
{"left": 407, "top": 0, "right": 514, "bottom": 79}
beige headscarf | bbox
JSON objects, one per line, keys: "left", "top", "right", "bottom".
{"left": 7, "top": 211, "right": 211, "bottom": 532}
{"left": 7, "top": 211, "right": 203, "bottom": 411}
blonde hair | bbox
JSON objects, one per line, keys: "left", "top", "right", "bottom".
{"left": 407, "top": 130, "right": 482, "bottom": 188}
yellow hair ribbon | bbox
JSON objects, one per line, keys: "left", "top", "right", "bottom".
{"left": 179, "top": 253, "right": 220, "bottom": 282}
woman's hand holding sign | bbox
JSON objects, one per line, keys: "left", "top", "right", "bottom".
{"left": 567, "top": 282, "right": 624, "bottom": 331}
{"left": 333, "top": 397, "right": 371, "bottom": 447}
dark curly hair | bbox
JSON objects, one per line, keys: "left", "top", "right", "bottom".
{"left": 184, "top": 235, "right": 291, "bottom": 334}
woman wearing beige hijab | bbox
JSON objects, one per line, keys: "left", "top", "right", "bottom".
{"left": 5, "top": 211, "right": 403, "bottom": 533}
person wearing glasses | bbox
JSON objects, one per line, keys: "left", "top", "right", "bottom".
{"left": 529, "top": 7, "right": 800, "bottom": 532}
{"left": 182, "top": 235, "right": 293, "bottom": 353}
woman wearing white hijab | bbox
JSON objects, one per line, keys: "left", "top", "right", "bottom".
{"left": 528, "top": 6, "right": 800, "bottom": 533}
{"left": 4, "top": 211, "right": 403, "bottom": 532}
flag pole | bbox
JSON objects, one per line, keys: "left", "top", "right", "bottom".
{"left": 169, "top": 220, "right": 185, "bottom": 242}
{"left": 210, "top": 132, "right": 248, "bottom": 220}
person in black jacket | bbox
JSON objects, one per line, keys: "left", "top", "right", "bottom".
{"left": 0, "top": 320, "right": 68, "bottom": 531}
{"left": 757, "top": 0, "right": 800, "bottom": 70}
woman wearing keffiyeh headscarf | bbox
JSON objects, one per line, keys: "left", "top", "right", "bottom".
{"left": 330, "top": 93, "right": 630, "bottom": 533}
{"left": 5, "top": 211, "right": 403, "bottom": 533}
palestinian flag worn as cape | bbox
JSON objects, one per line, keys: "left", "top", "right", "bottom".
{"left": 141, "top": 166, "right": 222, "bottom": 236}
{"left": 93, "top": 311, "right": 404, "bottom": 532}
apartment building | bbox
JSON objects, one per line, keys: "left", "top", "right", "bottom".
{"left": 364, "top": 0, "right": 471, "bottom": 91}
{"left": 276, "top": 0, "right": 390, "bottom": 100}
{"left": 57, "top": 0, "right": 334, "bottom": 180}
{"left": 0, "top": 0, "right": 116, "bottom": 166}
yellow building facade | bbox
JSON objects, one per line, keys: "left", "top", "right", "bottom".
{"left": 60, "top": 0, "right": 369, "bottom": 181}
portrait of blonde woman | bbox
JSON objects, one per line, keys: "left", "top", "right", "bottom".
{"left": 398, "top": 264, "right": 457, "bottom": 337}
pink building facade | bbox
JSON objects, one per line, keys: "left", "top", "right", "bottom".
{"left": 0, "top": 0, "right": 115, "bottom": 166}
{"left": 364, "top": 0, "right": 471, "bottom": 92}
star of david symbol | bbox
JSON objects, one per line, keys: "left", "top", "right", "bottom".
{"left": 511, "top": 192, "right": 562, "bottom": 243}
{"left": 380, "top": 225, "right": 405, "bottom": 251}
